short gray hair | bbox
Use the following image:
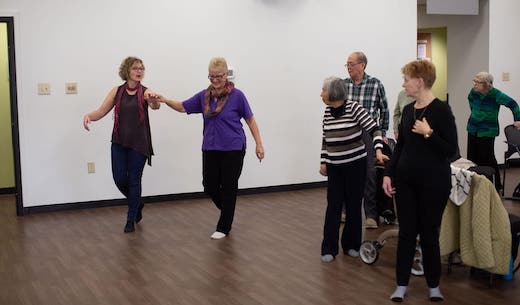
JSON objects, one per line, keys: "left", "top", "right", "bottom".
{"left": 475, "top": 71, "right": 494, "bottom": 88}
{"left": 350, "top": 51, "right": 367, "bottom": 69}
{"left": 323, "top": 76, "right": 346, "bottom": 101}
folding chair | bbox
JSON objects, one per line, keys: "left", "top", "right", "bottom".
{"left": 502, "top": 124, "right": 520, "bottom": 198}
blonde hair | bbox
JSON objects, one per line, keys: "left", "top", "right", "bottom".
{"left": 208, "top": 57, "right": 228, "bottom": 74}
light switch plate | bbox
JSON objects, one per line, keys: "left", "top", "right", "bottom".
{"left": 38, "top": 83, "right": 51, "bottom": 95}
{"left": 66, "top": 82, "right": 78, "bottom": 94}
{"left": 87, "top": 162, "right": 95, "bottom": 174}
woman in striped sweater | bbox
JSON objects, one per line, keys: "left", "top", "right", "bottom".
{"left": 319, "top": 77, "right": 387, "bottom": 263}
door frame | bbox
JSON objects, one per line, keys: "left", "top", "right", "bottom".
{"left": 1, "top": 16, "right": 23, "bottom": 216}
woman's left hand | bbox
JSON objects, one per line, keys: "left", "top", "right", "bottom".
{"left": 382, "top": 176, "right": 396, "bottom": 197}
{"left": 256, "top": 144, "right": 265, "bottom": 162}
{"left": 514, "top": 121, "right": 520, "bottom": 129}
{"left": 412, "top": 117, "right": 432, "bottom": 137}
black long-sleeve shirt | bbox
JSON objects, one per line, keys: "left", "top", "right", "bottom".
{"left": 385, "top": 98, "right": 458, "bottom": 189}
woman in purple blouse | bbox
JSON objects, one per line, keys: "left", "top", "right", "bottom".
{"left": 159, "top": 57, "right": 264, "bottom": 239}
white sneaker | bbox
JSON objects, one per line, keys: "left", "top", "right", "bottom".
{"left": 210, "top": 231, "right": 226, "bottom": 239}
{"left": 321, "top": 254, "right": 335, "bottom": 263}
{"left": 347, "top": 249, "right": 360, "bottom": 257}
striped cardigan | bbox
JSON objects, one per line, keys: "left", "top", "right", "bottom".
{"left": 321, "top": 100, "right": 383, "bottom": 165}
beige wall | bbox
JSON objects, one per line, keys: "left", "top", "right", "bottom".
{"left": 418, "top": 27, "right": 448, "bottom": 102}
{"left": 0, "top": 23, "right": 14, "bottom": 188}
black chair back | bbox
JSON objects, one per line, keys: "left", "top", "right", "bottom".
{"left": 504, "top": 124, "right": 520, "bottom": 159}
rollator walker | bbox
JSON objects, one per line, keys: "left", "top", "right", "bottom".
{"left": 358, "top": 138, "right": 424, "bottom": 275}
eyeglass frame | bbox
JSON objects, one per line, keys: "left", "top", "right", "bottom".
{"left": 208, "top": 73, "right": 226, "bottom": 80}
{"left": 472, "top": 79, "right": 486, "bottom": 85}
{"left": 344, "top": 61, "right": 363, "bottom": 68}
{"left": 131, "top": 67, "right": 146, "bottom": 72}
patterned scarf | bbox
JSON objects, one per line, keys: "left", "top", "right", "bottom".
{"left": 203, "top": 81, "right": 235, "bottom": 117}
{"left": 113, "top": 81, "right": 145, "bottom": 134}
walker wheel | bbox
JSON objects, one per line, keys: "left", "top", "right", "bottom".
{"left": 360, "top": 240, "right": 380, "bottom": 265}
{"left": 411, "top": 245, "right": 424, "bottom": 276}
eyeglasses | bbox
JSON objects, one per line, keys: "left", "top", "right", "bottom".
{"left": 472, "top": 80, "right": 485, "bottom": 85}
{"left": 208, "top": 74, "right": 225, "bottom": 80}
{"left": 131, "top": 67, "right": 145, "bottom": 72}
{"left": 344, "top": 62, "right": 362, "bottom": 68}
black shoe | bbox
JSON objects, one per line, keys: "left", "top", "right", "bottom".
{"left": 136, "top": 204, "right": 144, "bottom": 223}
{"left": 124, "top": 221, "right": 135, "bottom": 233}
{"left": 382, "top": 210, "right": 397, "bottom": 225}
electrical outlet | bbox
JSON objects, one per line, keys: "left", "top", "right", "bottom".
{"left": 66, "top": 82, "right": 78, "bottom": 94}
{"left": 38, "top": 83, "right": 51, "bottom": 95}
{"left": 87, "top": 162, "right": 95, "bottom": 174}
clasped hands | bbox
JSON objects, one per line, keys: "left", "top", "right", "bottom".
{"left": 144, "top": 91, "right": 165, "bottom": 105}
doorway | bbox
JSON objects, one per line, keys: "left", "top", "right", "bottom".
{"left": 0, "top": 17, "right": 23, "bottom": 215}
{"left": 417, "top": 27, "right": 448, "bottom": 102}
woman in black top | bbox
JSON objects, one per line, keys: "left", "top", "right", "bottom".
{"left": 383, "top": 60, "right": 458, "bottom": 302}
{"left": 83, "top": 56, "right": 160, "bottom": 233}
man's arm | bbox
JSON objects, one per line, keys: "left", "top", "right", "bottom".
{"left": 377, "top": 82, "right": 390, "bottom": 136}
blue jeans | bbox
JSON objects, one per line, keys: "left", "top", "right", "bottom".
{"left": 111, "top": 143, "right": 147, "bottom": 222}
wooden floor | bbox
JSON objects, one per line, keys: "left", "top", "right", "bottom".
{"left": 1, "top": 171, "right": 519, "bottom": 305}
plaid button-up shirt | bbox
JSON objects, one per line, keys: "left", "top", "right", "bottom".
{"left": 345, "top": 73, "right": 389, "bottom": 136}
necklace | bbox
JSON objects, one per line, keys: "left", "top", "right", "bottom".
{"left": 414, "top": 105, "right": 428, "bottom": 121}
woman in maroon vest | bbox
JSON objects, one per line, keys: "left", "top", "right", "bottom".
{"left": 83, "top": 56, "right": 160, "bottom": 233}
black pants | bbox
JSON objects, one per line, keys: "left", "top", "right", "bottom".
{"left": 394, "top": 176, "right": 449, "bottom": 287}
{"left": 202, "top": 150, "right": 245, "bottom": 234}
{"left": 321, "top": 158, "right": 366, "bottom": 256}
{"left": 467, "top": 133, "right": 502, "bottom": 189}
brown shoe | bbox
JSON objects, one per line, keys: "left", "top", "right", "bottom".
{"left": 365, "top": 218, "right": 378, "bottom": 229}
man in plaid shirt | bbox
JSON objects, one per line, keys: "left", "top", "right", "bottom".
{"left": 344, "top": 51, "right": 389, "bottom": 229}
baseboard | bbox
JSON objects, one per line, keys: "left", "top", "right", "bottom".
{"left": 0, "top": 187, "right": 15, "bottom": 195}
{"left": 22, "top": 181, "right": 327, "bottom": 215}
{"left": 502, "top": 196, "right": 520, "bottom": 201}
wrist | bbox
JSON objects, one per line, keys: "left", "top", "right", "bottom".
{"left": 424, "top": 129, "right": 433, "bottom": 139}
